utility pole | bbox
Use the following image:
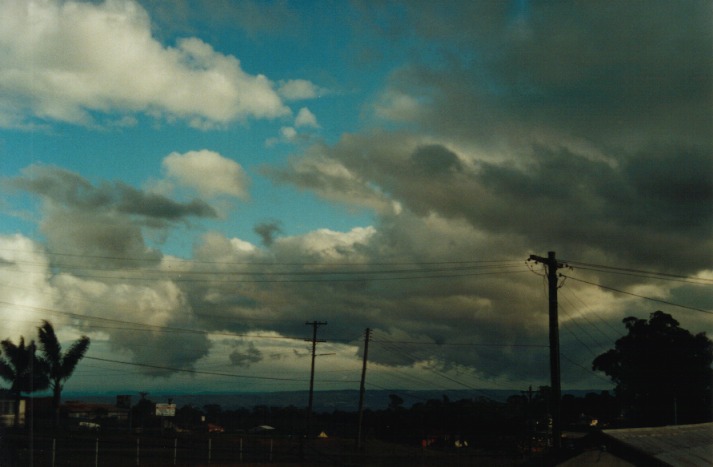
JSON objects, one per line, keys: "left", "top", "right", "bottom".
{"left": 528, "top": 251, "right": 566, "bottom": 452}
{"left": 356, "top": 328, "right": 371, "bottom": 450}
{"left": 526, "top": 385, "right": 533, "bottom": 457}
{"left": 305, "top": 321, "right": 327, "bottom": 436}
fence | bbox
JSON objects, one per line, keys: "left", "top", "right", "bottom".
{"left": 2, "top": 431, "right": 298, "bottom": 466}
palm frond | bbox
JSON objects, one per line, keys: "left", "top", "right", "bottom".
{"left": 60, "top": 336, "right": 90, "bottom": 378}
{"left": 38, "top": 320, "right": 62, "bottom": 365}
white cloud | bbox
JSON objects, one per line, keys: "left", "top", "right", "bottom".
{"left": 162, "top": 150, "right": 249, "bottom": 199}
{"left": 295, "top": 107, "right": 319, "bottom": 128}
{"left": 0, "top": 234, "right": 59, "bottom": 341}
{"left": 0, "top": 0, "right": 289, "bottom": 127}
{"left": 277, "top": 79, "right": 321, "bottom": 101}
{"left": 273, "top": 226, "right": 376, "bottom": 260}
{"left": 281, "top": 126, "right": 298, "bottom": 140}
{"left": 374, "top": 89, "right": 423, "bottom": 122}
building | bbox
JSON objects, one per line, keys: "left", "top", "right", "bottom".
{"left": 63, "top": 401, "right": 130, "bottom": 422}
{"left": 0, "top": 396, "right": 25, "bottom": 427}
{"left": 560, "top": 423, "right": 713, "bottom": 466}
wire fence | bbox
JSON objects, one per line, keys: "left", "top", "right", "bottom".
{"left": 2, "top": 431, "right": 299, "bottom": 466}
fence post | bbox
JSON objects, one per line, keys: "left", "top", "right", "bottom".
{"left": 173, "top": 438, "right": 177, "bottom": 465}
{"left": 95, "top": 438, "right": 99, "bottom": 467}
{"left": 52, "top": 438, "right": 56, "bottom": 467}
{"left": 136, "top": 437, "right": 140, "bottom": 466}
{"left": 208, "top": 438, "right": 212, "bottom": 464}
{"left": 240, "top": 438, "right": 243, "bottom": 462}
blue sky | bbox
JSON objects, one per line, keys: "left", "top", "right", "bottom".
{"left": 0, "top": 0, "right": 711, "bottom": 398}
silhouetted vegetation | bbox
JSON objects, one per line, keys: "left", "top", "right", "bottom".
{"left": 37, "top": 320, "right": 90, "bottom": 425}
{"left": 0, "top": 336, "right": 48, "bottom": 426}
{"left": 593, "top": 310, "right": 713, "bottom": 426}
{"left": 151, "top": 388, "right": 619, "bottom": 455}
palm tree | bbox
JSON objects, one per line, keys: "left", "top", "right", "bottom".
{"left": 0, "top": 336, "right": 49, "bottom": 426}
{"left": 37, "top": 320, "right": 90, "bottom": 425}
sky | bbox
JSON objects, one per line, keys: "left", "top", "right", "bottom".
{"left": 0, "top": 0, "right": 711, "bottom": 401}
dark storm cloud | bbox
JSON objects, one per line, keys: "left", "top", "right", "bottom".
{"left": 116, "top": 183, "right": 217, "bottom": 219}
{"left": 42, "top": 209, "right": 159, "bottom": 263}
{"left": 276, "top": 137, "right": 712, "bottom": 273}
{"left": 11, "top": 165, "right": 217, "bottom": 221}
{"left": 229, "top": 341, "right": 263, "bottom": 368}
{"left": 366, "top": 0, "right": 712, "bottom": 149}
{"left": 8, "top": 164, "right": 219, "bottom": 267}
{"left": 410, "top": 145, "right": 463, "bottom": 175}
{"left": 258, "top": 1, "right": 711, "bottom": 383}
{"left": 270, "top": 0, "right": 712, "bottom": 274}
{"left": 254, "top": 220, "right": 283, "bottom": 246}
{"left": 9, "top": 165, "right": 112, "bottom": 209}
{"left": 107, "top": 326, "right": 211, "bottom": 377}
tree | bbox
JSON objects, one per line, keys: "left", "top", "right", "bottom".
{"left": 0, "top": 337, "right": 50, "bottom": 426}
{"left": 388, "top": 393, "right": 404, "bottom": 410}
{"left": 593, "top": 311, "right": 713, "bottom": 426}
{"left": 37, "top": 320, "right": 90, "bottom": 425}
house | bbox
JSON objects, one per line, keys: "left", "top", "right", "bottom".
{"left": 0, "top": 396, "right": 25, "bottom": 427}
{"left": 559, "top": 422, "right": 713, "bottom": 466}
{"left": 63, "top": 401, "right": 129, "bottom": 422}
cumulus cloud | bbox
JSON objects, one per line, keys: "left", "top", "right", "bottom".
{"left": 272, "top": 226, "right": 376, "bottom": 261}
{"left": 0, "top": 233, "right": 213, "bottom": 375}
{"left": 0, "top": 235, "right": 60, "bottom": 340}
{"left": 162, "top": 150, "right": 250, "bottom": 199}
{"left": 7, "top": 164, "right": 217, "bottom": 266}
{"left": 272, "top": 134, "right": 712, "bottom": 274}
{"left": 254, "top": 221, "right": 283, "bottom": 246}
{"left": 265, "top": 143, "right": 398, "bottom": 215}
{"left": 229, "top": 341, "right": 263, "bottom": 367}
{"left": 295, "top": 107, "right": 319, "bottom": 128}
{"left": 278, "top": 79, "right": 322, "bottom": 101}
{"left": 281, "top": 126, "right": 298, "bottom": 141}
{"left": 0, "top": 0, "right": 289, "bottom": 128}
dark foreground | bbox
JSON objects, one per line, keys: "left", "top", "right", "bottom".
{"left": 1, "top": 428, "right": 530, "bottom": 466}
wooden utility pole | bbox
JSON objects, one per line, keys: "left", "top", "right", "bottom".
{"left": 356, "top": 328, "right": 371, "bottom": 450}
{"left": 528, "top": 251, "right": 566, "bottom": 452}
{"left": 305, "top": 321, "right": 327, "bottom": 436}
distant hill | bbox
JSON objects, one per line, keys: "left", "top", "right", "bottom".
{"left": 63, "top": 388, "right": 607, "bottom": 413}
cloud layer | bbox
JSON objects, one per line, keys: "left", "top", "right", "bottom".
{"left": 0, "top": 0, "right": 291, "bottom": 128}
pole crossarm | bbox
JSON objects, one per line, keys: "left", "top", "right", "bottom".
{"left": 528, "top": 254, "right": 568, "bottom": 271}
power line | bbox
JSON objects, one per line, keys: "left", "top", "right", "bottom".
{"left": 558, "top": 297, "right": 606, "bottom": 354}
{"left": 0, "top": 246, "right": 523, "bottom": 268}
{"left": 0, "top": 265, "right": 530, "bottom": 284}
{"left": 372, "top": 339, "right": 548, "bottom": 348}
{"left": 563, "top": 260, "right": 713, "bottom": 285}
{"left": 559, "top": 353, "right": 612, "bottom": 385}
{"left": 372, "top": 338, "right": 514, "bottom": 398}
{"left": 0, "top": 299, "right": 313, "bottom": 341}
{"left": 562, "top": 275, "right": 713, "bottom": 315}
{"left": 83, "top": 356, "right": 358, "bottom": 384}
{"left": 559, "top": 287, "right": 624, "bottom": 338}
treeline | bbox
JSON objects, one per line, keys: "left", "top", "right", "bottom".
{"left": 125, "top": 388, "right": 618, "bottom": 452}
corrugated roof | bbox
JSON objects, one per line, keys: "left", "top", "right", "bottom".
{"left": 558, "top": 449, "right": 636, "bottom": 466}
{"left": 602, "top": 422, "right": 713, "bottom": 466}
